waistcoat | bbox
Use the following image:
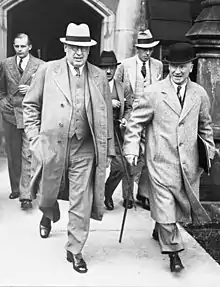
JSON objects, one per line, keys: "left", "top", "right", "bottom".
{"left": 68, "top": 66, "right": 91, "bottom": 139}
{"left": 134, "top": 60, "right": 151, "bottom": 100}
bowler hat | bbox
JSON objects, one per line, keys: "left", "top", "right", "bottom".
{"left": 60, "top": 23, "right": 97, "bottom": 47}
{"left": 135, "top": 29, "right": 160, "bottom": 49}
{"left": 99, "top": 50, "right": 120, "bottom": 67}
{"left": 165, "top": 42, "right": 197, "bottom": 64}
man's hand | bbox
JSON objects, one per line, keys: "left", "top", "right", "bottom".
{"left": 112, "top": 99, "right": 121, "bottom": 108}
{"left": 119, "top": 118, "right": 127, "bottom": 128}
{"left": 125, "top": 155, "right": 138, "bottom": 166}
{"left": 106, "top": 156, "right": 113, "bottom": 168}
{"left": 18, "top": 84, "right": 30, "bottom": 95}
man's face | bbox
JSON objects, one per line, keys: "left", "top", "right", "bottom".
{"left": 169, "top": 62, "right": 193, "bottom": 85}
{"left": 101, "top": 65, "right": 117, "bottom": 82}
{"left": 64, "top": 44, "right": 90, "bottom": 67}
{"left": 13, "top": 36, "right": 32, "bottom": 58}
{"left": 137, "top": 47, "right": 153, "bottom": 62}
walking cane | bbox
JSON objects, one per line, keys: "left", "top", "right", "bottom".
{"left": 114, "top": 126, "right": 136, "bottom": 243}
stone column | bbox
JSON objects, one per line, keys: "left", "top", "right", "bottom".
{"left": 0, "top": 7, "right": 7, "bottom": 61}
{"left": 114, "top": 0, "right": 142, "bottom": 61}
{"left": 186, "top": 0, "right": 220, "bottom": 206}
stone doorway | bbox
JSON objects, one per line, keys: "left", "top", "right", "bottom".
{"left": 1, "top": 0, "right": 115, "bottom": 65}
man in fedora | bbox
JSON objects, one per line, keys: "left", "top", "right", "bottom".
{"left": 123, "top": 42, "right": 215, "bottom": 272}
{"left": 116, "top": 29, "right": 163, "bottom": 209}
{"left": 23, "top": 23, "right": 115, "bottom": 273}
{"left": 99, "top": 50, "right": 132, "bottom": 210}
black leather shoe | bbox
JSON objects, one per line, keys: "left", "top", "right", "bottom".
{"left": 21, "top": 200, "right": 32, "bottom": 210}
{"left": 152, "top": 229, "right": 159, "bottom": 241}
{"left": 66, "top": 250, "right": 88, "bottom": 273}
{"left": 104, "top": 198, "right": 114, "bottom": 210}
{"left": 123, "top": 199, "right": 133, "bottom": 209}
{"left": 136, "top": 193, "right": 150, "bottom": 210}
{"left": 39, "top": 216, "right": 51, "bottom": 238}
{"left": 169, "top": 253, "right": 184, "bottom": 273}
{"left": 9, "top": 192, "right": 20, "bottom": 199}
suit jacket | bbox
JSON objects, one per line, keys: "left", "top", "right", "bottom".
{"left": 23, "top": 58, "right": 115, "bottom": 221}
{"left": 0, "top": 54, "right": 44, "bottom": 128}
{"left": 114, "top": 79, "right": 132, "bottom": 121}
{"left": 123, "top": 76, "right": 215, "bottom": 225}
{"left": 115, "top": 55, "right": 163, "bottom": 99}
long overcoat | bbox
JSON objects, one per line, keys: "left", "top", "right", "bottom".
{"left": 123, "top": 76, "right": 215, "bottom": 225}
{"left": 23, "top": 58, "right": 115, "bottom": 221}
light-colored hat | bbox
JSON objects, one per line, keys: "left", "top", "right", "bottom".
{"left": 60, "top": 23, "right": 97, "bottom": 47}
{"left": 135, "top": 29, "right": 159, "bottom": 49}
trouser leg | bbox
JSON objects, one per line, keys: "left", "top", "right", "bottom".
{"left": 156, "top": 222, "right": 184, "bottom": 254}
{"left": 19, "top": 130, "right": 32, "bottom": 201}
{"left": 65, "top": 136, "right": 95, "bottom": 255}
{"left": 2, "top": 118, "right": 21, "bottom": 194}
{"left": 105, "top": 145, "right": 124, "bottom": 199}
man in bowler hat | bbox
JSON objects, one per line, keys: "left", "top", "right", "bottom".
{"left": 99, "top": 50, "right": 132, "bottom": 210}
{"left": 123, "top": 42, "right": 215, "bottom": 272}
{"left": 23, "top": 23, "right": 115, "bottom": 273}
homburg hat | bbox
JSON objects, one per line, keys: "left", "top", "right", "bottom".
{"left": 135, "top": 29, "right": 160, "bottom": 49}
{"left": 165, "top": 42, "right": 197, "bottom": 64}
{"left": 99, "top": 50, "right": 120, "bottom": 67}
{"left": 60, "top": 23, "right": 97, "bottom": 47}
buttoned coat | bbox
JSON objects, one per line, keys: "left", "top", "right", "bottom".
{"left": 115, "top": 55, "right": 163, "bottom": 98}
{"left": 23, "top": 58, "right": 115, "bottom": 221}
{"left": 0, "top": 55, "right": 44, "bottom": 128}
{"left": 123, "top": 76, "right": 215, "bottom": 225}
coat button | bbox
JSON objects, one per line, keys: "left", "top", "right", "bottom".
{"left": 57, "top": 140, "right": 62, "bottom": 144}
{"left": 61, "top": 103, "right": 64, "bottom": 107}
{"left": 59, "top": 123, "right": 63, "bottom": 127}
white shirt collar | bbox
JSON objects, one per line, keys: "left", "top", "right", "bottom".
{"left": 171, "top": 78, "right": 187, "bottom": 98}
{"left": 109, "top": 79, "right": 114, "bottom": 93}
{"left": 136, "top": 54, "right": 149, "bottom": 67}
{"left": 17, "top": 54, "right": 30, "bottom": 70}
{"left": 67, "top": 61, "right": 84, "bottom": 76}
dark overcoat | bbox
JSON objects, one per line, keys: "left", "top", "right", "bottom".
{"left": 23, "top": 58, "right": 115, "bottom": 221}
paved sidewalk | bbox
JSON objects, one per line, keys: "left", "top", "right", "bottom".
{"left": 0, "top": 158, "right": 220, "bottom": 286}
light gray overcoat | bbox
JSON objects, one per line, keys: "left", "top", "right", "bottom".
{"left": 23, "top": 58, "right": 115, "bottom": 221}
{"left": 123, "top": 76, "right": 215, "bottom": 225}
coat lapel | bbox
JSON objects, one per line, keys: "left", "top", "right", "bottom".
{"left": 53, "top": 58, "right": 71, "bottom": 103}
{"left": 7, "top": 56, "right": 21, "bottom": 83}
{"left": 162, "top": 76, "right": 182, "bottom": 116}
{"left": 115, "top": 80, "right": 124, "bottom": 119}
{"left": 127, "top": 56, "right": 137, "bottom": 92}
{"left": 179, "top": 80, "right": 196, "bottom": 123}
{"left": 20, "top": 55, "right": 39, "bottom": 84}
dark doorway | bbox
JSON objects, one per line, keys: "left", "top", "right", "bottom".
{"left": 7, "top": 0, "right": 103, "bottom": 65}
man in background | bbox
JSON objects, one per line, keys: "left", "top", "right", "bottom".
{"left": 0, "top": 33, "right": 44, "bottom": 209}
{"left": 99, "top": 50, "right": 132, "bottom": 210}
{"left": 116, "top": 29, "right": 163, "bottom": 209}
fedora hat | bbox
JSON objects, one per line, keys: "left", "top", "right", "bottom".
{"left": 135, "top": 29, "right": 160, "bottom": 49}
{"left": 60, "top": 23, "right": 97, "bottom": 47}
{"left": 99, "top": 50, "right": 120, "bottom": 67}
{"left": 165, "top": 42, "right": 197, "bottom": 64}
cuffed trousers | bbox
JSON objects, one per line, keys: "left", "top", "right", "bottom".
{"left": 65, "top": 135, "right": 95, "bottom": 255}
{"left": 154, "top": 222, "right": 184, "bottom": 254}
{"left": 3, "top": 118, "right": 32, "bottom": 200}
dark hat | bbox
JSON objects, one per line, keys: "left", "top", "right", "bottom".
{"left": 99, "top": 50, "right": 120, "bottom": 67}
{"left": 165, "top": 42, "right": 197, "bottom": 64}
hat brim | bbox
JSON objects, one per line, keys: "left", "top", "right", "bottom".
{"left": 135, "top": 41, "right": 160, "bottom": 49}
{"left": 60, "top": 38, "right": 97, "bottom": 47}
{"left": 99, "top": 62, "right": 121, "bottom": 67}
{"left": 164, "top": 56, "right": 197, "bottom": 64}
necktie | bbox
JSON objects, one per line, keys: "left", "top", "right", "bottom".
{"left": 141, "top": 61, "right": 146, "bottom": 78}
{"left": 18, "top": 58, "right": 23, "bottom": 75}
{"left": 177, "top": 85, "right": 182, "bottom": 106}
{"left": 74, "top": 67, "right": 80, "bottom": 77}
